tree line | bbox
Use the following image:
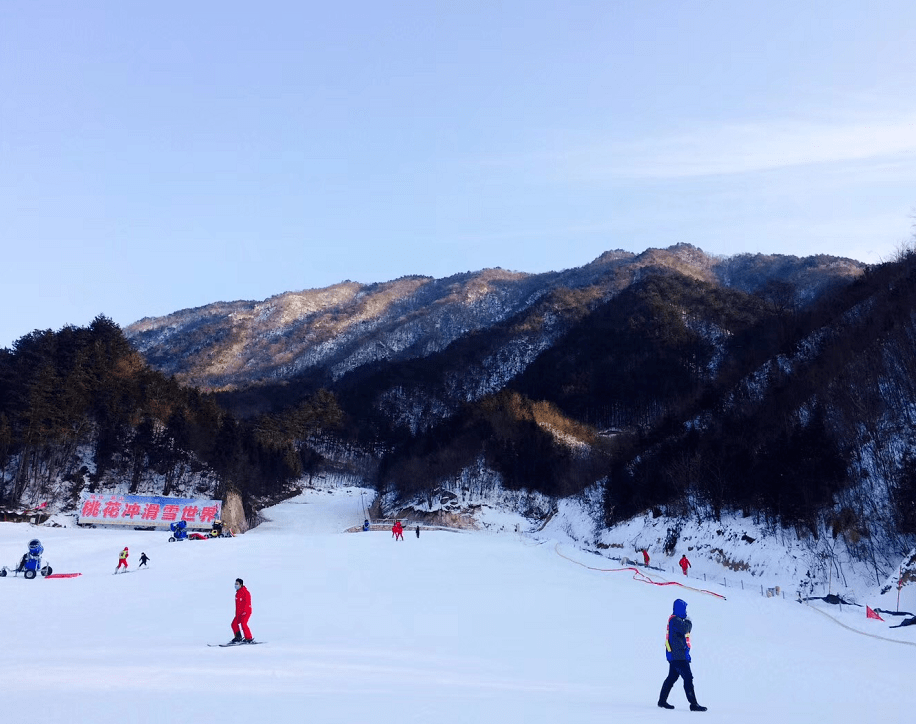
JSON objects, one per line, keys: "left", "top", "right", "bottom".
{"left": 9, "top": 246, "right": 916, "bottom": 557}
{"left": 0, "top": 316, "right": 341, "bottom": 510}
{"left": 369, "top": 254, "right": 916, "bottom": 558}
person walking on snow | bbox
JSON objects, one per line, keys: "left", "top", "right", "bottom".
{"left": 115, "top": 546, "right": 129, "bottom": 573}
{"left": 658, "top": 598, "right": 707, "bottom": 712}
{"left": 231, "top": 578, "right": 254, "bottom": 643}
{"left": 139, "top": 552, "right": 150, "bottom": 568}
{"left": 415, "top": 525, "right": 420, "bottom": 539}
{"left": 392, "top": 521, "right": 404, "bottom": 541}
{"left": 642, "top": 549, "right": 650, "bottom": 567}
{"left": 679, "top": 554, "right": 691, "bottom": 576}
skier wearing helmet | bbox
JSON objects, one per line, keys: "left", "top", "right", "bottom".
{"left": 116, "top": 546, "right": 129, "bottom": 573}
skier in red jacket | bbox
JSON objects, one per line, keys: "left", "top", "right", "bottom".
{"left": 679, "top": 555, "right": 691, "bottom": 577}
{"left": 392, "top": 521, "right": 404, "bottom": 541}
{"left": 642, "top": 549, "right": 651, "bottom": 567}
{"left": 231, "top": 578, "right": 254, "bottom": 643}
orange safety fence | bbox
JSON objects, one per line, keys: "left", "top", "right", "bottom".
{"left": 554, "top": 543, "right": 727, "bottom": 600}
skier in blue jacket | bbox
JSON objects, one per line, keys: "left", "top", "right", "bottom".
{"left": 658, "top": 598, "right": 707, "bottom": 712}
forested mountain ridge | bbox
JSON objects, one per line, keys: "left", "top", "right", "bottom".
{"left": 125, "top": 244, "right": 863, "bottom": 392}
{"left": 0, "top": 317, "right": 341, "bottom": 521}
{"left": 1, "top": 239, "right": 913, "bottom": 599}
{"left": 362, "top": 247, "right": 916, "bottom": 582}
{"left": 8, "top": 240, "right": 914, "bottom": 586}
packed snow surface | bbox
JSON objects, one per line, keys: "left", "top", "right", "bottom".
{"left": 1, "top": 487, "right": 913, "bottom": 724}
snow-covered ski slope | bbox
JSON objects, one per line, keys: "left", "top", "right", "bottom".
{"left": 1, "top": 487, "right": 913, "bottom": 724}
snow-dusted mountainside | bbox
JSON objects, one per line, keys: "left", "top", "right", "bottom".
{"left": 10, "top": 242, "right": 901, "bottom": 613}
{"left": 125, "top": 244, "right": 863, "bottom": 391}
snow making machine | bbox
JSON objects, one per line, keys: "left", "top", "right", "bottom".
{"left": 0, "top": 538, "right": 53, "bottom": 579}
{"left": 209, "top": 519, "right": 231, "bottom": 538}
{"left": 169, "top": 519, "right": 229, "bottom": 542}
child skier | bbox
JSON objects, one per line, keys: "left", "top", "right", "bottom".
{"left": 139, "top": 552, "right": 150, "bottom": 568}
{"left": 115, "top": 546, "right": 129, "bottom": 573}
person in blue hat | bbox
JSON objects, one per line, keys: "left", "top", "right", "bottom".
{"left": 658, "top": 598, "right": 707, "bottom": 712}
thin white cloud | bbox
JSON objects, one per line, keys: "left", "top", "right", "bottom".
{"left": 554, "top": 114, "right": 916, "bottom": 180}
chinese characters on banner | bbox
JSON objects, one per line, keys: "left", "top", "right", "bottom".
{"left": 78, "top": 493, "right": 222, "bottom": 529}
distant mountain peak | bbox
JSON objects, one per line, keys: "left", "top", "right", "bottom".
{"left": 125, "top": 246, "right": 864, "bottom": 392}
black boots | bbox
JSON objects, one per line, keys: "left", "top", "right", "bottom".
{"left": 659, "top": 701, "right": 707, "bottom": 712}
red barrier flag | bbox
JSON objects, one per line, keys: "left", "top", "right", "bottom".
{"left": 866, "top": 605, "right": 884, "bottom": 621}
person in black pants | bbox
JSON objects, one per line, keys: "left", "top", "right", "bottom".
{"left": 658, "top": 598, "right": 707, "bottom": 712}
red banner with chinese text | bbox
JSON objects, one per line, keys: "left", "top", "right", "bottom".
{"left": 78, "top": 493, "right": 222, "bottom": 529}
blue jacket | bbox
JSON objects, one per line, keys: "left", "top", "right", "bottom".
{"left": 665, "top": 598, "right": 692, "bottom": 662}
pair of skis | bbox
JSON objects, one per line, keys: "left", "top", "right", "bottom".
{"left": 209, "top": 640, "right": 266, "bottom": 647}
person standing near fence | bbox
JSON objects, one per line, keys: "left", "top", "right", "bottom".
{"left": 642, "top": 548, "right": 650, "bottom": 567}
{"left": 679, "top": 554, "right": 691, "bottom": 576}
{"left": 658, "top": 598, "right": 707, "bottom": 712}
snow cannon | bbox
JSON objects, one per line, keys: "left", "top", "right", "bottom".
{"left": 24, "top": 539, "right": 52, "bottom": 578}
{"left": 3, "top": 539, "right": 53, "bottom": 579}
{"left": 168, "top": 520, "right": 188, "bottom": 542}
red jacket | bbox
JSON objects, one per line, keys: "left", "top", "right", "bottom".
{"left": 235, "top": 585, "right": 251, "bottom": 617}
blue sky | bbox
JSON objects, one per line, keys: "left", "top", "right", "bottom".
{"left": 2, "top": 1, "right": 915, "bottom": 348}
